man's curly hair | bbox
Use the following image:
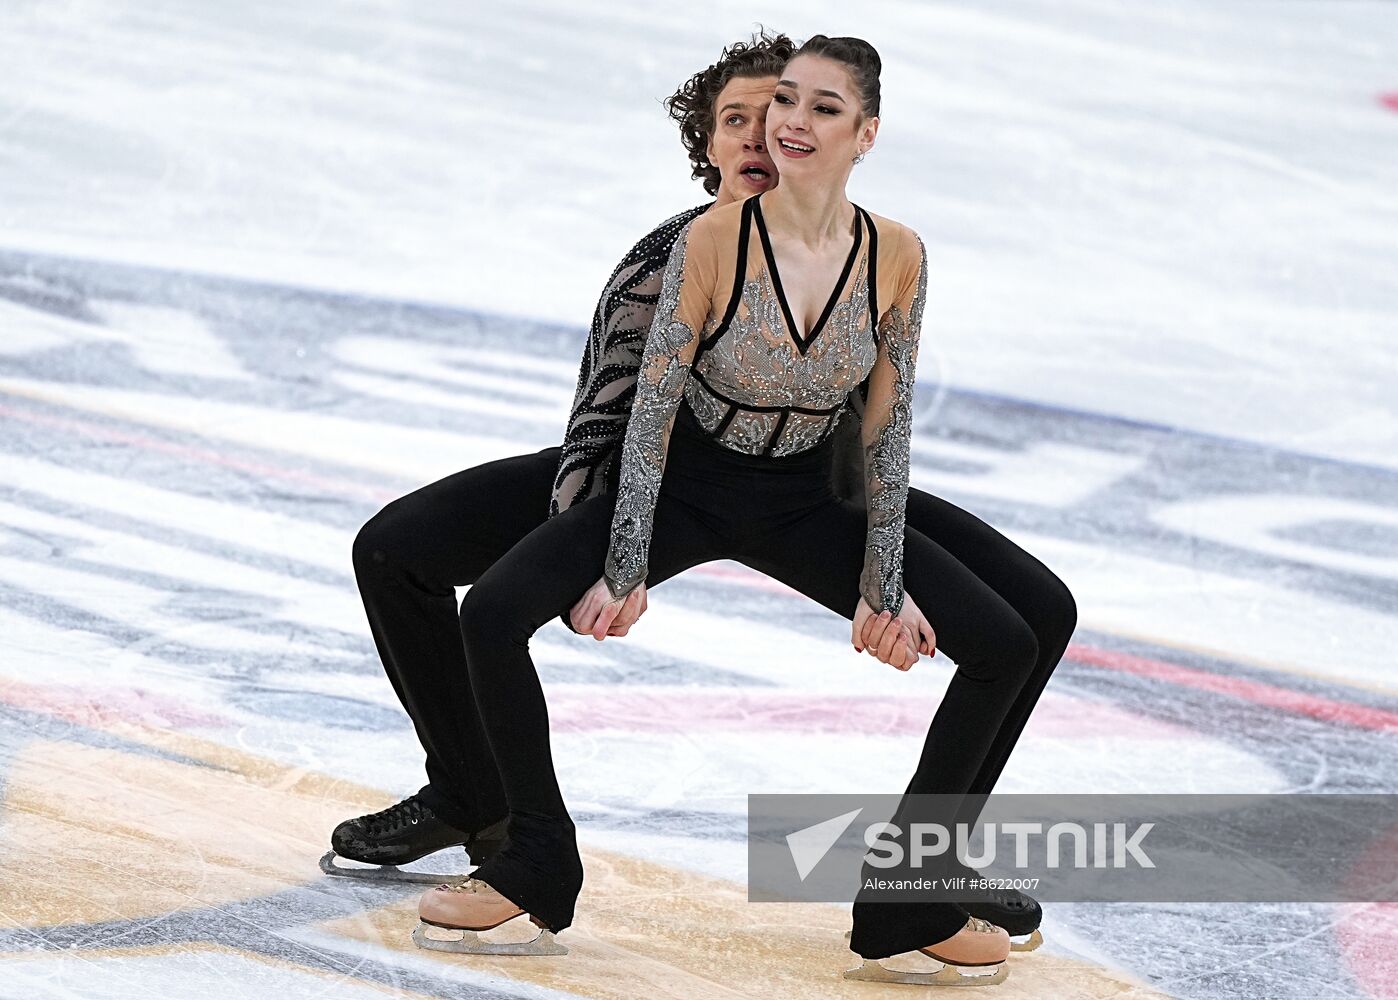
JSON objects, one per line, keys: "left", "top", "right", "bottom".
{"left": 664, "top": 28, "right": 796, "bottom": 197}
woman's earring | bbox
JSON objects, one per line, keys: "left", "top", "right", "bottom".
{"left": 853, "top": 150, "right": 867, "bottom": 165}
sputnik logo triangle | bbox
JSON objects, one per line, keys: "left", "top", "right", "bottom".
{"left": 785, "top": 807, "right": 863, "bottom": 881}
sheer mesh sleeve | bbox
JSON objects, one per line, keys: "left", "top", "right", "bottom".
{"left": 550, "top": 206, "right": 708, "bottom": 518}
{"left": 858, "top": 228, "right": 928, "bottom": 615}
{"left": 602, "top": 218, "right": 716, "bottom": 599}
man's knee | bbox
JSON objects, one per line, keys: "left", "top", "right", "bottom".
{"left": 353, "top": 494, "right": 441, "bottom": 583}
{"left": 352, "top": 505, "right": 401, "bottom": 577}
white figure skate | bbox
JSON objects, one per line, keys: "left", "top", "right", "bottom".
{"left": 843, "top": 916, "right": 1010, "bottom": 986}
{"left": 413, "top": 877, "right": 568, "bottom": 957}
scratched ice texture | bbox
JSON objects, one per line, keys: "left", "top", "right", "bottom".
{"left": 0, "top": 2, "right": 1395, "bottom": 999}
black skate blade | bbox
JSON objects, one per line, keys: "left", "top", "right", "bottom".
{"left": 319, "top": 850, "right": 469, "bottom": 886}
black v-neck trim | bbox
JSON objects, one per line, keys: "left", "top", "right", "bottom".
{"left": 752, "top": 193, "right": 864, "bottom": 356}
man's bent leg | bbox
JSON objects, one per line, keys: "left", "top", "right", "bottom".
{"left": 352, "top": 446, "right": 560, "bottom": 832}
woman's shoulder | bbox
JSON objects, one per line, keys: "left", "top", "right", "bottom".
{"left": 687, "top": 198, "right": 745, "bottom": 242}
{"left": 859, "top": 208, "right": 923, "bottom": 256}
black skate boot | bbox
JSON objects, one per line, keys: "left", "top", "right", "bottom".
{"left": 844, "top": 872, "right": 1044, "bottom": 955}
{"left": 320, "top": 795, "right": 509, "bottom": 885}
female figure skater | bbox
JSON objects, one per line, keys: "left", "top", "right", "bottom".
{"left": 416, "top": 35, "right": 1067, "bottom": 986}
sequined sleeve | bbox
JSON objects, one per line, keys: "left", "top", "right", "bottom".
{"left": 550, "top": 205, "right": 709, "bottom": 518}
{"left": 858, "top": 229, "right": 928, "bottom": 615}
{"left": 602, "top": 218, "right": 715, "bottom": 599}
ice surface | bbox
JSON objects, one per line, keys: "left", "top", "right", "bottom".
{"left": 1, "top": 0, "right": 1394, "bottom": 469}
{"left": 0, "top": 3, "right": 1395, "bottom": 999}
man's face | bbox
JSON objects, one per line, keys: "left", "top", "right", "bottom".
{"left": 705, "top": 75, "right": 779, "bottom": 207}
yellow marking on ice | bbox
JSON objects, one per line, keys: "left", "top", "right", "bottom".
{"left": 0, "top": 941, "right": 429, "bottom": 999}
{"left": 0, "top": 732, "right": 391, "bottom": 929}
{"left": 0, "top": 721, "right": 1169, "bottom": 998}
{"left": 321, "top": 850, "right": 1168, "bottom": 999}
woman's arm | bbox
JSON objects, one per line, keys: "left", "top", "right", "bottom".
{"left": 858, "top": 227, "right": 929, "bottom": 615}
{"left": 602, "top": 217, "right": 717, "bottom": 599}
{"left": 550, "top": 206, "right": 708, "bottom": 518}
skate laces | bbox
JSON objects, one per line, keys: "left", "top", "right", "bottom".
{"left": 967, "top": 916, "right": 996, "bottom": 934}
{"left": 440, "top": 877, "right": 489, "bottom": 894}
{"left": 361, "top": 796, "right": 429, "bottom": 836}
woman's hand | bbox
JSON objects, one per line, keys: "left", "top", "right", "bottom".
{"left": 852, "top": 592, "right": 936, "bottom": 671}
{"left": 570, "top": 577, "right": 647, "bottom": 640}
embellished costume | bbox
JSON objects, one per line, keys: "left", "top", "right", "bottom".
{"left": 552, "top": 205, "right": 709, "bottom": 516}
{"left": 602, "top": 194, "right": 927, "bottom": 615}
{"left": 342, "top": 197, "right": 1075, "bottom": 960}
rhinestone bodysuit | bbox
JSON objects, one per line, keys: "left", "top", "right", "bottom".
{"left": 601, "top": 193, "right": 928, "bottom": 614}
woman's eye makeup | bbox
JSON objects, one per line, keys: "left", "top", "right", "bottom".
{"left": 772, "top": 93, "right": 839, "bottom": 114}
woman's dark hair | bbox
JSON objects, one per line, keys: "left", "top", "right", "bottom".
{"left": 791, "top": 34, "right": 881, "bottom": 120}
{"left": 665, "top": 28, "right": 797, "bottom": 196}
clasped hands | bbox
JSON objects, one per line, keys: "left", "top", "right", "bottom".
{"left": 570, "top": 577, "right": 935, "bottom": 671}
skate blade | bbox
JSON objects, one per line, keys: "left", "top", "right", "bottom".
{"left": 843, "top": 958, "right": 1008, "bottom": 987}
{"left": 319, "top": 851, "right": 468, "bottom": 886}
{"left": 1010, "top": 928, "right": 1043, "bottom": 952}
{"left": 412, "top": 921, "right": 568, "bottom": 956}
{"left": 845, "top": 926, "right": 1043, "bottom": 955}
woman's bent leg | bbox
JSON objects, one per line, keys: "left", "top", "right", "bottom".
{"left": 736, "top": 497, "right": 1039, "bottom": 959}
{"left": 352, "top": 446, "right": 560, "bottom": 832}
{"left": 457, "top": 488, "right": 725, "bottom": 932}
{"left": 901, "top": 490, "right": 1077, "bottom": 799}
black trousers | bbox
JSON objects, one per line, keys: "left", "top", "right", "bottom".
{"left": 353, "top": 404, "right": 1076, "bottom": 946}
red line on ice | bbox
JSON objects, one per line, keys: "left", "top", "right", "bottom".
{"left": 0, "top": 678, "right": 229, "bottom": 729}
{"left": 1335, "top": 824, "right": 1398, "bottom": 999}
{"left": 1068, "top": 644, "right": 1398, "bottom": 733}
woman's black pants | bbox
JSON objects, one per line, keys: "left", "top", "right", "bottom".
{"left": 352, "top": 411, "right": 1076, "bottom": 950}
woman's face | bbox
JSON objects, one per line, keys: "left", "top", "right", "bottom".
{"left": 766, "top": 54, "right": 876, "bottom": 183}
{"left": 706, "top": 74, "right": 780, "bottom": 207}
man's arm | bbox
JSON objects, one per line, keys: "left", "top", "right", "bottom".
{"left": 550, "top": 205, "right": 709, "bottom": 518}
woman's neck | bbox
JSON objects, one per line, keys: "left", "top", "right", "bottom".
{"left": 759, "top": 178, "right": 854, "bottom": 249}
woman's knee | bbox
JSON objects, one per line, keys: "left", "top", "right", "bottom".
{"left": 947, "top": 607, "right": 1038, "bottom": 683}
{"left": 459, "top": 578, "right": 534, "bottom": 648}
{"left": 1049, "top": 575, "right": 1078, "bottom": 647}
{"left": 1026, "top": 568, "right": 1077, "bottom": 656}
